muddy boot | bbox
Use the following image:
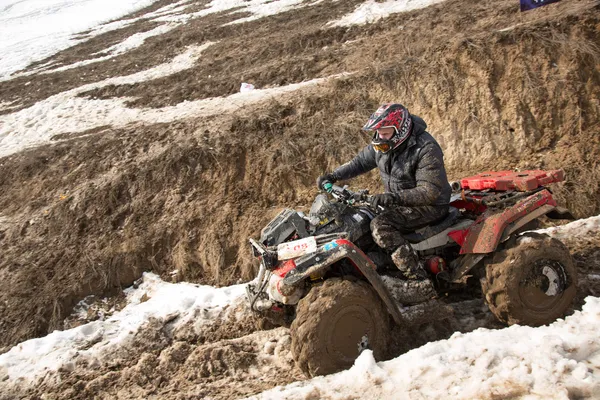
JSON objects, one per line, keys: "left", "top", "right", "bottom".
{"left": 378, "top": 243, "right": 437, "bottom": 304}
{"left": 391, "top": 244, "right": 428, "bottom": 280}
{"left": 379, "top": 275, "right": 436, "bottom": 305}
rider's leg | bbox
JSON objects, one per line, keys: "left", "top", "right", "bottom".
{"left": 371, "top": 205, "right": 445, "bottom": 278}
{"left": 370, "top": 206, "right": 446, "bottom": 304}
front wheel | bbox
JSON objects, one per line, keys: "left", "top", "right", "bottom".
{"left": 482, "top": 232, "right": 577, "bottom": 326}
{"left": 290, "top": 278, "right": 391, "bottom": 377}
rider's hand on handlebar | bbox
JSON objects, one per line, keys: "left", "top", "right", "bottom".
{"left": 370, "top": 192, "right": 398, "bottom": 208}
{"left": 317, "top": 173, "right": 337, "bottom": 192}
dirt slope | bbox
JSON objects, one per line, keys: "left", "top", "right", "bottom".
{"left": 0, "top": 0, "right": 599, "bottom": 366}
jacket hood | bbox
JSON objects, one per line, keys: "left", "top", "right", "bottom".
{"left": 411, "top": 115, "right": 427, "bottom": 136}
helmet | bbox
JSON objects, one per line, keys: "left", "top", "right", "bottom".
{"left": 363, "top": 103, "right": 413, "bottom": 153}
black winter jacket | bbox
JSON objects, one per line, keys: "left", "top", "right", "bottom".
{"left": 332, "top": 116, "right": 451, "bottom": 207}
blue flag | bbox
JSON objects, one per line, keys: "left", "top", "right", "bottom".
{"left": 520, "top": 0, "right": 562, "bottom": 11}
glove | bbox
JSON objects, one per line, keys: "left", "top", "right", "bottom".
{"left": 370, "top": 193, "right": 398, "bottom": 208}
{"left": 316, "top": 173, "right": 337, "bottom": 192}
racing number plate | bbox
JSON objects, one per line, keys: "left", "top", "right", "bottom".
{"left": 277, "top": 237, "right": 318, "bottom": 260}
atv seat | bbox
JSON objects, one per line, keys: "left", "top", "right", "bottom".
{"left": 403, "top": 207, "right": 460, "bottom": 243}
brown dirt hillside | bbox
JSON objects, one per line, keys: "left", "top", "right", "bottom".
{"left": 0, "top": 0, "right": 599, "bottom": 353}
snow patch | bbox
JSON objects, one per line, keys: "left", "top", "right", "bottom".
{"left": 535, "top": 215, "right": 600, "bottom": 241}
{"left": 251, "top": 297, "right": 600, "bottom": 399}
{"left": 0, "top": 273, "right": 246, "bottom": 382}
{"left": 79, "top": 1, "right": 192, "bottom": 37}
{"left": 0, "top": 0, "right": 162, "bottom": 79}
{"left": 0, "top": 42, "right": 214, "bottom": 157}
{"left": 0, "top": 45, "right": 341, "bottom": 158}
{"left": 152, "top": 0, "right": 324, "bottom": 26}
{"left": 0, "top": 0, "right": 318, "bottom": 81}
{"left": 40, "top": 24, "right": 178, "bottom": 74}
{"left": 224, "top": 0, "right": 308, "bottom": 25}
{"left": 328, "top": 0, "right": 447, "bottom": 27}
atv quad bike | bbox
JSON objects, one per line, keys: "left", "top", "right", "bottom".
{"left": 246, "top": 170, "right": 577, "bottom": 377}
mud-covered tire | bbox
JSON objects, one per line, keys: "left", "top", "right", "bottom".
{"left": 482, "top": 232, "right": 577, "bottom": 326}
{"left": 290, "top": 278, "right": 390, "bottom": 377}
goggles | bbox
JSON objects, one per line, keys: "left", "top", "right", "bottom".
{"left": 371, "top": 126, "right": 398, "bottom": 153}
{"left": 373, "top": 142, "right": 392, "bottom": 153}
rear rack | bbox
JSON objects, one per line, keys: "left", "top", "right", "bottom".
{"left": 460, "top": 170, "right": 564, "bottom": 192}
{"left": 463, "top": 187, "right": 544, "bottom": 207}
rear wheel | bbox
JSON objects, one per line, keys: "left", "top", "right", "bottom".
{"left": 482, "top": 232, "right": 577, "bottom": 326}
{"left": 290, "top": 278, "right": 390, "bottom": 377}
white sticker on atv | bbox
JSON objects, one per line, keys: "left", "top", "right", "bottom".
{"left": 277, "top": 236, "right": 318, "bottom": 260}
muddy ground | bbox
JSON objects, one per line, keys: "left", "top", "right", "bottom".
{"left": 0, "top": 0, "right": 600, "bottom": 398}
{"left": 3, "top": 250, "right": 599, "bottom": 399}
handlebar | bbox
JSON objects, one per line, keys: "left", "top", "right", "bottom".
{"left": 321, "top": 181, "right": 372, "bottom": 206}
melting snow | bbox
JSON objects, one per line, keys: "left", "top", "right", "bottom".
{"left": 225, "top": 0, "right": 320, "bottom": 25}
{"left": 329, "top": 0, "right": 447, "bottom": 27}
{"left": 0, "top": 0, "right": 325, "bottom": 81}
{"left": 38, "top": 24, "right": 178, "bottom": 75}
{"left": 536, "top": 215, "right": 600, "bottom": 241}
{"left": 0, "top": 0, "right": 599, "bottom": 397}
{"left": 0, "top": 0, "right": 162, "bottom": 79}
{"left": 0, "top": 0, "right": 340, "bottom": 158}
{"left": 0, "top": 47, "right": 338, "bottom": 158}
{"left": 251, "top": 297, "right": 600, "bottom": 399}
{"left": 0, "top": 273, "right": 246, "bottom": 382}
{"left": 0, "top": 42, "right": 214, "bottom": 157}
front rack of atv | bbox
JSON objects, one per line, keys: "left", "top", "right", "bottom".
{"left": 250, "top": 232, "right": 349, "bottom": 258}
{"left": 247, "top": 232, "right": 347, "bottom": 313}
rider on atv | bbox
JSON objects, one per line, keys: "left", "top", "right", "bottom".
{"left": 317, "top": 103, "right": 451, "bottom": 303}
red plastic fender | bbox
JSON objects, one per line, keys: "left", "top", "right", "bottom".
{"left": 460, "top": 189, "right": 557, "bottom": 254}
{"left": 273, "top": 259, "right": 297, "bottom": 277}
{"left": 281, "top": 238, "right": 406, "bottom": 325}
{"left": 334, "top": 239, "right": 377, "bottom": 272}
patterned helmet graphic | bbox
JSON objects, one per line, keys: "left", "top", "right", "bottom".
{"left": 363, "top": 103, "right": 413, "bottom": 153}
